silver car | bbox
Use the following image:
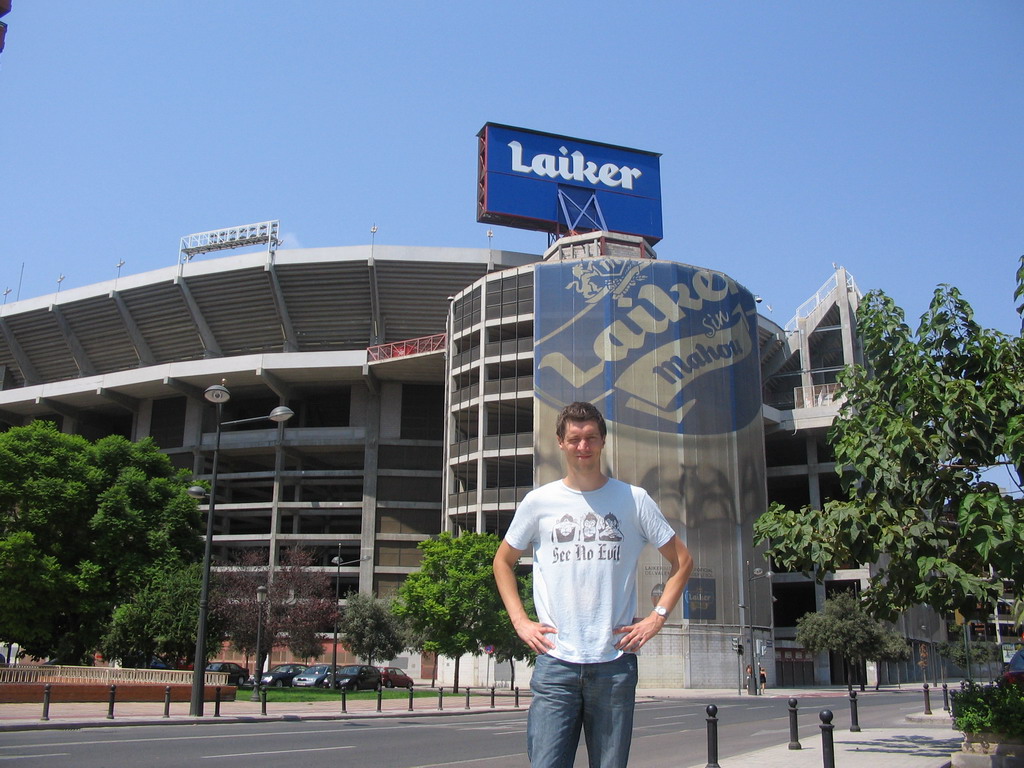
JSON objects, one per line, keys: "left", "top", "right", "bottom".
{"left": 292, "top": 664, "right": 336, "bottom": 687}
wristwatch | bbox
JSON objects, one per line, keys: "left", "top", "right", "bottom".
{"left": 653, "top": 605, "right": 668, "bottom": 618}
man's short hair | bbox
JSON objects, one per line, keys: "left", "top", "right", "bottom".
{"left": 555, "top": 401, "right": 607, "bottom": 440}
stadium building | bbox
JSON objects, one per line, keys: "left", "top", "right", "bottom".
{"left": 0, "top": 225, "right": 916, "bottom": 688}
{"left": 4, "top": 119, "right": 949, "bottom": 689}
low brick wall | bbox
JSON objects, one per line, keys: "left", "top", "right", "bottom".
{"left": 0, "top": 683, "right": 237, "bottom": 703}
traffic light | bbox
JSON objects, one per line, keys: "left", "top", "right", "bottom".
{"left": 731, "top": 637, "right": 743, "bottom": 655}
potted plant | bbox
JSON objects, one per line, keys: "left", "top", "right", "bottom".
{"left": 950, "top": 679, "right": 1024, "bottom": 767}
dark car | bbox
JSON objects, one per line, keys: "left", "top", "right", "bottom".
{"left": 256, "top": 664, "right": 308, "bottom": 688}
{"left": 206, "top": 662, "right": 249, "bottom": 686}
{"left": 292, "top": 664, "right": 338, "bottom": 687}
{"left": 330, "top": 664, "right": 382, "bottom": 691}
{"left": 378, "top": 666, "right": 413, "bottom": 688}
{"left": 1002, "top": 649, "right": 1024, "bottom": 685}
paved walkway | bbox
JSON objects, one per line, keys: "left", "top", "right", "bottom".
{"left": 656, "top": 687, "right": 961, "bottom": 768}
{"left": 675, "top": 707, "right": 960, "bottom": 768}
{"left": 0, "top": 685, "right": 964, "bottom": 768}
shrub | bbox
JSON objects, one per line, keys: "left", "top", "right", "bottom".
{"left": 951, "top": 680, "right": 1024, "bottom": 739}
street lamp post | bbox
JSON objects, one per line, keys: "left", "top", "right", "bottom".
{"left": 746, "top": 562, "right": 772, "bottom": 696}
{"left": 330, "top": 543, "right": 343, "bottom": 690}
{"left": 328, "top": 550, "right": 369, "bottom": 689}
{"left": 187, "top": 383, "right": 293, "bottom": 717}
{"left": 920, "top": 623, "right": 932, "bottom": 687}
{"left": 250, "top": 585, "right": 268, "bottom": 702}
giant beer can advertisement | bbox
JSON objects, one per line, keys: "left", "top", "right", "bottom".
{"left": 533, "top": 258, "right": 765, "bottom": 632}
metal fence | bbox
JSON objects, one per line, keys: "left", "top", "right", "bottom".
{"left": 0, "top": 665, "right": 227, "bottom": 686}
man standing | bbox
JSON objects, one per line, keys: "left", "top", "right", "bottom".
{"left": 493, "top": 401, "right": 693, "bottom": 768}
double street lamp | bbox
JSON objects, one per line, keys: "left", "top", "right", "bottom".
{"left": 186, "top": 383, "right": 293, "bottom": 717}
{"left": 328, "top": 546, "right": 370, "bottom": 689}
{"left": 744, "top": 562, "right": 772, "bottom": 696}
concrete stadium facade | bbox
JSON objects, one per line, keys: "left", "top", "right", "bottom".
{"left": 1, "top": 237, "right": 912, "bottom": 688}
{"left": 0, "top": 245, "right": 534, "bottom": 602}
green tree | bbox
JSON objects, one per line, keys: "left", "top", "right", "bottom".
{"left": 874, "top": 627, "right": 911, "bottom": 690}
{"left": 99, "top": 564, "right": 222, "bottom": 668}
{"left": 756, "top": 258, "right": 1024, "bottom": 620}
{"left": 337, "top": 592, "right": 405, "bottom": 667}
{"left": 878, "top": 629, "right": 911, "bottom": 664}
{"left": 795, "top": 592, "right": 891, "bottom": 692}
{"left": 483, "top": 571, "right": 536, "bottom": 689}
{"left": 937, "top": 638, "right": 1002, "bottom": 674}
{"left": 0, "top": 422, "right": 202, "bottom": 663}
{"left": 395, "top": 532, "right": 507, "bottom": 691}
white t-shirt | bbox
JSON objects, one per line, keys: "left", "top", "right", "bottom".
{"left": 504, "top": 477, "right": 676, "bottom": 664}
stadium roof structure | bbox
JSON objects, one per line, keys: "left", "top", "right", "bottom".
{"left": 0, "top": 245, "right": 537, "bottom": 423}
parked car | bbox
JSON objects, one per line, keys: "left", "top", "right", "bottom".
{"left": 205, "top": 662, "right": 249, "bottom": 686}
{"left": 255, "top": 664, "right": 309, "bottom": 688}
{"left": 1002, "top": 649, "right": 1024, "bottom": 685}
{"left": 330, "top": 664, "right": 382, "bottom": 691}
{"left": 292, "top": 664, "right": 338, "bottom": 688}
{"left": 378, "top": 666, "right": 413, "bottom": 688}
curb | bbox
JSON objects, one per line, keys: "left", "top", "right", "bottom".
{"left": 0, "top": 702, "right": 529, "bottom": 733}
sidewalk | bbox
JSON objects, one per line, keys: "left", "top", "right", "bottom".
{"left": 676, "top": 710, "right": 961, "bottom": 768}
{"left": 0, "top": 686, "right": 964, "bottom": 768}
{"left": 652, "top": 687, "right": 961, "bottom": 768}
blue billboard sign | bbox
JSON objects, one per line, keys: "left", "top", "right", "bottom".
{"left": 477, "top": 123, "right": 663, "bottom": 243}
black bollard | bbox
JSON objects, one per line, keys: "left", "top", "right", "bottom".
{"left": 704, "top": 705, "right": 721, "bottom": 768}
{"left": 849, "top": 690, "right": 861, "bottom": 732}
{"left": 437, "top": 687, "right": 444, "bottom": 711}
{"left": 788, "top": 697, "right": 802, "bottom": 750}
{"left": 260, "top": 686, "right": 268, "bottom": 716}
{"left": 377, "top": 685, "right": 383, "bottom": 713}
{"left": 107, "top": 685, "right": 116, "bottom": 719}
{"left": 41, "top": 683, "right": 51, "bottom": 721}
{"left": 163, "top": 686, "right": 172, "bottom": 718}
{"left": 942, "top": 683, "right": 949, "bottom": 711}
{"left": 341, "top": 687, "right": 347, "bottom": 714}
{"left": 490, "top": 686, "right": 496, "bottom": 709}
{"left": 465, "top": 686, "right": 471, "bottom": 710}
{"left": 408, "top": 685, "right": 414, "bottom": 712}
{"left": 819, "top": 709, "right": 836, "bottom": 768}
{"left": 514, "top": 686, "right": 520, "bottom": 709}
{"left": 214, "top": 687, "right": 222, "bottom": 717}
{"left": 923, "top": 683, "right": 932, "bottom": 715}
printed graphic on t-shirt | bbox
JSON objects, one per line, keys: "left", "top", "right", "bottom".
{"left": 549, "top": 512, "right": 624, "bottom": 563}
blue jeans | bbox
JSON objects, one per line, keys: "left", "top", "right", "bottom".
{"left": 527, "top": 653, "right": 638, "bottom": 768}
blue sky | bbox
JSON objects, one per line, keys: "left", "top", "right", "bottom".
{"left": 2, "top": 1, "right": 1022, "bottom": 334}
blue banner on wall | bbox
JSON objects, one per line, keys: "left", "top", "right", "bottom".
{"left": 683, "top": 578, "right": 717, "bottom": 621}
{"left": 533, "top": 259, "right": 760, "bottom": 435}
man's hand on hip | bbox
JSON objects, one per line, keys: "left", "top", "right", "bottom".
{"left": 514, "top": 618, "right": 558, "bottom": 654}
{"left": 612, "top": 613, "right": 666, "bottom": 652}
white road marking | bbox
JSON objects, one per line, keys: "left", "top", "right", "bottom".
{"left": 203, "top": 745, "right": 355, "bottom": 758}
{"left": 0, "top": 754, "right": 71, "bottom": 761}
{"left": 409, "top": 754, "right": 524, "bottom": 768}
{"left": 654, "top": 713, "right": 699, "bottom": 720}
